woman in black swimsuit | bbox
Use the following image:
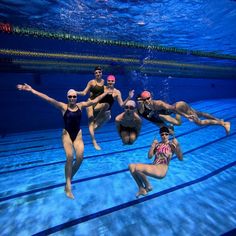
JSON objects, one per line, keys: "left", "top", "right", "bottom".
{"left": 77, "top": 68, "right": 134, "bottom": 150}
{"left": 139, "top": 90, "right": 230, "bottom": 135}
{"left": 17, "top": 83, "right": 109, "bottom": 199}
{"left": 76, "top": 66, "right": 107, "bottom": 150}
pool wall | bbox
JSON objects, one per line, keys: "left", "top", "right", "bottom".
{"left": 1, "top": 72, "right": 236, "bottom": 135}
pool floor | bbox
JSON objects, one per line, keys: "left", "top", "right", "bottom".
{"left": 0, "top": 98, "right": 236, "bottom": 236}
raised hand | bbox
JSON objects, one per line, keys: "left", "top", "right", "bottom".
{"left": 16, "top": 83, "right": 32, "bottom": 92}
{"left": 129, "top": 90, "right": 134, "bottom": 99}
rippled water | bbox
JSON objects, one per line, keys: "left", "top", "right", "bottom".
{"left": 1, "top": 0, "right": 236, "bottom": 55}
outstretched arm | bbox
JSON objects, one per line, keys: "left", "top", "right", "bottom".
{"left": 16, "top": 83, "right": 65, "bottom": 111}
{"left": 76, "top": 81, "right": 93, "bottom": 96}
{"left": 117, "top": 89, "right": 134, "bottom": 107}
{"left": 79, "top": 89, "right": 110, "bottom": 108}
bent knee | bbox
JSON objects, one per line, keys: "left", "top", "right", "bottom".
{"left": 129, "top": 164, "right": 136, "bottom": 172}
{"left": 121, "top": 136, "right": 130, "bottom": 145}
{"left": 99, "top": 103, "right": 109, "bottom": 110}
{"left": 76, "top": 156, "right": 83, "bottom": 162}
{"left": 66, "top": 155, "right": 74, "bottom": 162}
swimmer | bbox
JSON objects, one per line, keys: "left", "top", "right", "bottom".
{"left": 139, "top": 90, "right": 230, "bottom": 135}
{"left": 78, "top": 73, "right": 134, "bottom": 150}
{"left": 17, "top": 83, "right": 110, "bottom": 199}
{"left": 129, "top": 126, "right": 183, "bottom": 198}
{"left": 115, "top": 100, "right": 142, "bottom": 145}
{"left": 75, "top": 66, "right": 106, "bottom": 150}
{"left": 137, "top": 91, "right": 181, "bottom": 134}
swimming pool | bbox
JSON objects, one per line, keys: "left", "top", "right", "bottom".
{"left": 0, "top": 98, "right": 235, "bottom": 235}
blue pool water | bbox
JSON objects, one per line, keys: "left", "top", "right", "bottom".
{"left": 1, "top": 1, "right": 236, "bottom": 235}
{"left": 0, "top": 98, "right": 235, "bottom": 235}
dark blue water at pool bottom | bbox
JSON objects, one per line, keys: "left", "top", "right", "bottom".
{"left": 0, "top": 98, "right": 235, "bottom": 235}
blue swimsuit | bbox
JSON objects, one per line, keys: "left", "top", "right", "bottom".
{"left": 63, "top": 106, "right": 82, "bottom": 142}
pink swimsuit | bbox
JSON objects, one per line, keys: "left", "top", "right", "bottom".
{"left": 153, "top": 142, "right": 175, "bottom": 166}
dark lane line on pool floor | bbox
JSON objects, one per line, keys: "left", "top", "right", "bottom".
{"left": 0, "top": 115, "right": 235, "bottom": 174}
{"left": 0, "top": 116, "right": 236, "bottom": 175}
{"left": 0, "top": 104, "right": 234, "bottom": 154}
{"left": 33, "top": 160, "right": 236, "bottom": 235}
{"left": 1, "top": 131, "right": 235, "bottom": 203}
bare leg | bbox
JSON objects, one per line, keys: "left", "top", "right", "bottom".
{"left": 129, "top": 131, "right": 138, "bottom": 145}
{"left": 115, "top": 113, "right": 130, "bottom": 144}
{"left": 194, "top": 118, "right": 230, "bottom": 135}
{"left": 86, "top": 106, "right": 101, "bottom": 150}
{"left": 196, "top": 111, "right": 221, "bottom": 121}
{"left": 136, "top": 171, "right": 153, "bottom": 192}
{"left": 129, "top": 164, "right": 147, "bottom": 197}
{"left": 94, "top": 111, "right": 111, "bottom": 130}
{"left": 93, "top": 103, "right": 110, "bottom": 130}
{"left": 159, "top": 114, "right": 182, "bottom": 126}
{"left": 62, "top": 130, "right": 75, "bottom": 199}
{"left": 72, "top": 131, "right": 84, "bottom": 179}
{"left": 120, "top": 130, "right": 130, "bottom": 144}
{"left": 129, "top": 163, "right": 168, "bottom": 198}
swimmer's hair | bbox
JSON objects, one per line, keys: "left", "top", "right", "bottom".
{"left": 126, "top": 100, "right": 136, "bottom": 108}
{"left": 94, "top": 66, "right": 102, "bottom": 71}
{"left": 159, "top": 126, "right": 170, "bottom": 134}
{"left": 67, "top": 89, "right": 77, "bottom": 96}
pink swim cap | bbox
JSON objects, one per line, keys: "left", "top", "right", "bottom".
{"left": 141, "top": 90, "right": 151, "bottom": 99}
{"left": 107, "top": 75, "right": 116, "bottom": 81}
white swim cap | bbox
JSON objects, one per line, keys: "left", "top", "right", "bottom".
{"left": 126, "top": 100, "right": 136, "bottom": 108}
{"left": 67, "top": 89, "right": 77, "bottom": 96}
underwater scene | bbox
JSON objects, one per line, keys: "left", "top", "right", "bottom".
{"left": 0, "top": 1, "right": 236, "bottom": 235}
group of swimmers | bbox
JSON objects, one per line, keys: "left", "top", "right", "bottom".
{"left": 16, "top": 66, "right": 231, "bottom": 199}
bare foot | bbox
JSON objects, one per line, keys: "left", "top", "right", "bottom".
{"left": 145, "top": 185, "right": 153, "bottom": 192}
{"left": 136, "top": 188, "right": 147, "bottom": 198}
{"left": 93, "top": 140, "right": 101, "bottom": 150}
{"left": 223, "top": 122, "right": 230, "bottom": 135}
{"left": 64, "top": 187, "right": 75, "bottom": 200}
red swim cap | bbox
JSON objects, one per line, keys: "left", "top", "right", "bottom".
{"left": 141, "top": 90, "right": 151, "bottom": 99}
{"left": 107, "top": 75, "right": 116, "bottom": 81}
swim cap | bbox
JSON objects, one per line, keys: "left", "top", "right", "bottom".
{"left": 159, "top": 126, "right": 170, "bottom": 134}
{"left": 126, "top": 100, "right": 136, "bottom": 108}
{"left": 67, "top": 89, "right": 77, "bottom": 96}
{"left": 107, "top": 75, "right": 116, "bottom": 81}
{"left": 140, "top": 90, "right": 151, "bottom": 99}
